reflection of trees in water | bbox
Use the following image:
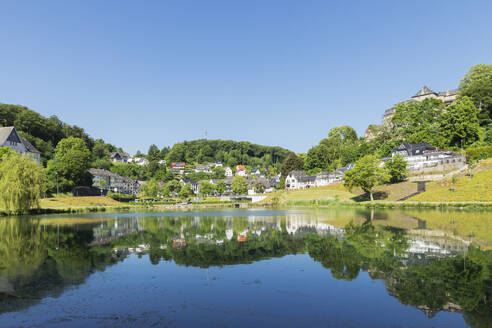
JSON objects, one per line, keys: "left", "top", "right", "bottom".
{"left": 0, "top": 218, "right": 126, "bottom": 315}
{"left": 305, "top": 220, "right": 492, "bottom": 326}
{"left": 0, "top": 214, "right": 491, "bottom": 327}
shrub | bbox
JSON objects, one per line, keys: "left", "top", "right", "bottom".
{"left": 466, "top": 145, "right": 492, "bottom": 161}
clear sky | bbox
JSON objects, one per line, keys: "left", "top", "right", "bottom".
{"left": 1, "top": 1, "right": 491, "bottom": 154}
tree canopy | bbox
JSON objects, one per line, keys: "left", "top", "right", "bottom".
{"left": 0, "top": 150, "right": 44, "bottom": 214}
{"left": 231, "top": 176, "right": 248, "bottom": 195}
{"left": 344, "top": 155, "right": 389, "bottom": 201}
{"left": 46, "top": 137, "right": 91, "bottom": 192}
{"left": 165, "top": 139, "right": 290, "bottom": 169}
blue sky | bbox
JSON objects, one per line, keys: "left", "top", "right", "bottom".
{"left": 1, "top": 1, "right": 491, "bottom": 154}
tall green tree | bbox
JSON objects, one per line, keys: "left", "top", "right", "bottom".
{"left": 47, "top": 137, "right": 91, "bottom": 192}
{"left": 215, "top": 180, "right": 227, "bottom": 195}
{"left": 458, "top": 64, "right": 492, "bottom": 125}
{"left": 231, "top": 176, "right": 248, "bottom": 195}
{"left": 344, "top": 155, "right": 389, "bottom": 201}
{"left": 147, "top": 144, "right": 160, "bottom": 161}
{"left": 391, "top": 98, "right": 447, "bottom": 148}
{"left": 280, "top": 152, "right": 304, "bottom": 185}
{"left": 441, "top": 97, "right": 481, "bottom": 148}
{"left": 139, "top": 179, "right": 160, "bottom": 198}
{"left": 199, "top": 181, "right": 215, "bottom": 196}
{"left": 384, "top": 154, "right": 408, "bottom": 183}
{"left": 178, "top": 183, "right": 193, "bottom": 199}
{"left": 0, "top": 151, "right": 44, "bottom": 214}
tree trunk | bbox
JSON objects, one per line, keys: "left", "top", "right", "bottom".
{"left": 370, "top": 192, "right": 374, "bottom": 201}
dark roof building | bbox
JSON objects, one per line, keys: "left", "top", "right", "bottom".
{"left": 392, "top": 142, "right": 436, "bottom": 157}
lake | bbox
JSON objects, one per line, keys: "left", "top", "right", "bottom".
{"left": 0, "top": 208, "right": 491, "bottom": 327}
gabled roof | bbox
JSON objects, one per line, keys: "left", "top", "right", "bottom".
{"left": 335, "top": 163, "right": 355, "bottom": 174}
{"left": 181, "top": 178, "right": 197, "bottom": 186}
{"left": 110, "top": 152, "right": 130, "bottom": 159}
{"left": 0, "top": 127, "right": 16, "bottom": 144}
{"left": 299, "top": 175, "right": 316, "bottom": 182}
{"left": 287, "top": 170, "right": 307, "bottom": 179}
{"left": 413, "top": 86, "right": 436, "bottom": 98}
{"left": 88, "top": 168, "right": 136, "bottom": 184}
{"left": 0, "top": 126, "right": 41, "bottom": 154}
{"left": 393, "top": 142, "right": 436, "bottom": 156}
{"left": 21, "top": 137, "right": 41, "bottom": 154}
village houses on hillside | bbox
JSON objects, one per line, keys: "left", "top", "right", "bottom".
{"left": 0, "top": 126, "right": 41, "bottom": 163}
{"left": 285, "top": 164, "right": 353, "bottom": 191}
{"left": 235, "top": 165, "right": 247, "bottom": 176}
{"left": 286, "top": 140, "right": 466, "bottom": 192}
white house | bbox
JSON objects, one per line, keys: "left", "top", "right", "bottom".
{"left": 250, "top": 168, "right": 261, "bottom": 176}
{"left": 128, "top": 157, "right": 149, "bottom": 166}
{"left": 110, "top": 152, "right": 130, "bottom": 163}
{"left": 285, "top": 171, "right": 316, "bottom": 190}
{"left": 0, "top": 126, "right": 41, "bottom": 163}
{"left": 195, "top": 165, "right": 212, "bottom": 173}
{"left": 286, "top": 166, "right": 350, "bottom": 191}
{"left": 314, "top": 171, "right": 343, "bottom": 187}
{"left": 236, "top": 165, "right": 247, "bottom": 176}
{"left": 224, "top": 167, "right": 233, "bottom": 177}
{"left": 391, "top": 143, "right": 466, "bottom": 171}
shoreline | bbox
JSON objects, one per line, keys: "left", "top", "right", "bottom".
{"left": 2, "top": 200, "right": 492, "bottom": 217}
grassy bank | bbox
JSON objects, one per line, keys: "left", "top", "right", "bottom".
{"left": 408, "top": 159, "right": 492, "bottom": 202}
{"left": 260, "top": 159, "right": 492, "bottom": 209}
{"left": 40, "top": 196, "right": 122, "bottom": 208}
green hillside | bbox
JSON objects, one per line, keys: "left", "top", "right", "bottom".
{"left": 165, "top": 139, "right": 291, "bottom": 168}
{"left": 0, "top": 103, "right": 120, "bottom": 164}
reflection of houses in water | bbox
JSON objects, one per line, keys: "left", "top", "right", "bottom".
{"left": 284, "top": 215, "right": 345, "bottom": 239}
{"left": 90, "top": 218, "right": 144, "bottom": 246}
{"left": 172, "top": 239, "right": 187, "bottom": 248}
{"left": 127, "top": 244, "right": 150, "bottom": 253}
{"left": 89, "top": 215, "right": 470, "bottom": 263}
{"left": 111, "top": 248, "right": 130, "bottom": 260}
{"left": 401, "top": 231, "right": 470, "bottom": 265}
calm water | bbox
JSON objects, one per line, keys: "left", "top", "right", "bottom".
{"left": 1, "top": 208, "right": 491, "bottom": 328}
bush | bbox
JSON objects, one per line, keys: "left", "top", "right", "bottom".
{"left": 466, "top": 145, "right": 492, "bottom": 161}
{"left": 107, "top": 191, "right": 136, "bottom": 202}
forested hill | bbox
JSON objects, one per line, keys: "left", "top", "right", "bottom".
{"left": 0, "top": 103, "right": 292, "bottom": 169}
{"left": 165, "top": 139, "right": 291, "bottom": 168}
{"left": 0, "top": 103, "right": 121, "bottom": 165}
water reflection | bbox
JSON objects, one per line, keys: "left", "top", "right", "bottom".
{"left": 0, "top": 209, "right": 491, "bottom": 327}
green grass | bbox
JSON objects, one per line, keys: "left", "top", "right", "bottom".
{"left": 261, "top": 184, "right": 357, "bottom": 206}
{"left": 409, "top": 159, "right": 492, "bottom": 202}
{"left": 262, "top": 159, "right": 492, "bottom": 207}
{"left": 40, "top": 196, "right": 122, "bottom": 208}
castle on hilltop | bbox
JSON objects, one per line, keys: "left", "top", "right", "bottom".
{"left": 382, "top": 86, "right": 457, "bottom": 122}
{"left": 365, "top": 86, "right": 457, "bottom": 140}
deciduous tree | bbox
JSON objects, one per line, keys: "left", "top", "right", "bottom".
{"left": 344, "top": 155, "right": 389, "bottom": 201}
{"left": 231, "top": 176, "right": 248, "bottom": 195}
{"left": 0, "top": 152, "right": 44, "bottom": 214}
{"left": 384, "top": 154, "right": 408, "bottom": 183}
